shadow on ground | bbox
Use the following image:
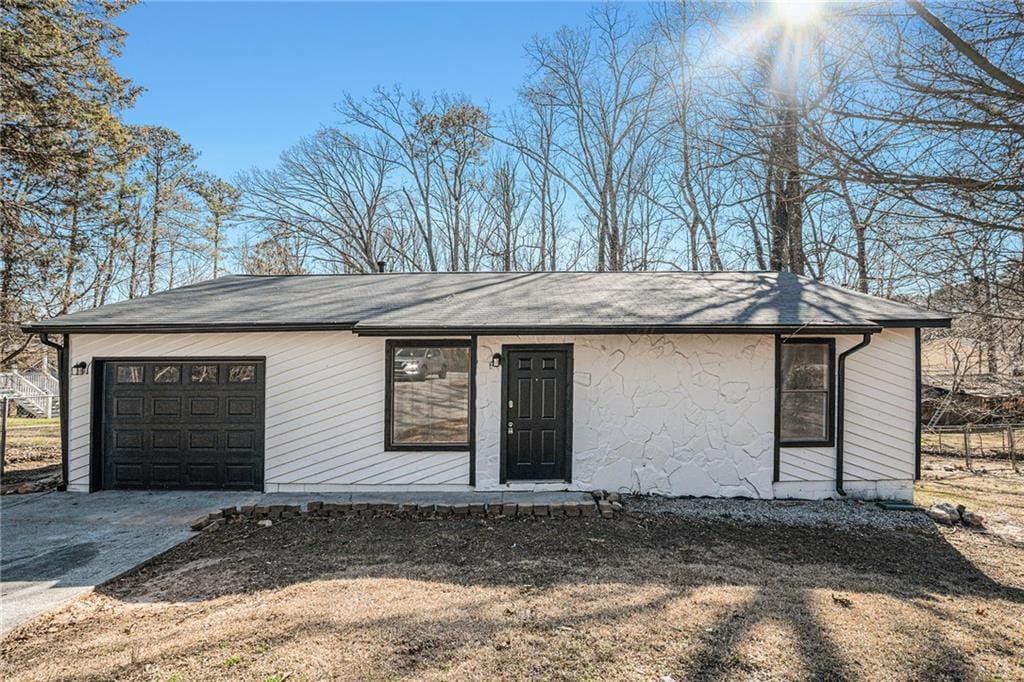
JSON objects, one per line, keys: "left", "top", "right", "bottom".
{"left": 28, "top": 512, "right": 1009, "bottom": 680}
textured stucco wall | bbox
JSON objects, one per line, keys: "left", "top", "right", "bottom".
{"left": 475, "top": 334, "right": 776, "bottom": 498}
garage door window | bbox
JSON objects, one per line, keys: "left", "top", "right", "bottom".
{"left": 385, "top": 340, "right": 472, "bottom": 450}
{"left": 116, "top": 365, "right": 143, "bottom": 383}
{"left": 153, "top": 365, "right": 180, "bottom": 384}
{"left": 190, "top": 365, "right": 218, "bottom": 384}
{"left": 228, "top": 364, "right": 256, "bottom": 383}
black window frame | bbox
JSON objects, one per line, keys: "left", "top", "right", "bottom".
{"left": 775, "top": 337, "right": 836, "bottom": 448}
{"left": 384, "top": 338, "right": 474, "bottom": 452}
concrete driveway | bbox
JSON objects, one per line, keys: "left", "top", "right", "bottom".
{"left": 1, "top": 490, "right": 262, "bottom": 634}
{"left": 1, "top": 488, "right": 595, "bottom": 635}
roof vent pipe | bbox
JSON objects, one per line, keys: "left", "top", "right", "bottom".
{"left": 376, "top": 260, "right": 386, "bottom": 273}
{"left": 835, "top": 333, "right": 874, "bottom": 497}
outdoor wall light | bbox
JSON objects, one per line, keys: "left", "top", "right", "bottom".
{"left": 490, "top": 353, "right": 502, "bottom": 368}
{"left": 72, "top": 361, "right": 88, "bottom": 376}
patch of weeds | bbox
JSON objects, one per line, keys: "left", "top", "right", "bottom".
{"left": 166, "top": 675, "right": 186, "bottom": 682}
{"left": 225, "top": 654, "right": 243, "bottom": 668}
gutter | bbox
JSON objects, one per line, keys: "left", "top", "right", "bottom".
{"left": 352, "top": 323, "right": 886, "bottom": 337}
{"left": 20, "top": 322, "right": 359, "bottom": 335}
{"left": 38, "top": 333, "right": 69, "bottom": 491}
{"left": 835, "top": 333, "right": 874, "bottom": 497}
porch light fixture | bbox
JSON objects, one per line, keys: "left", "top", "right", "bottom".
{"left": 490, "top": 353, "right": 502, "bottom": 368}
{"left": 72, "top": 361, "right": 88, "bottom": 376}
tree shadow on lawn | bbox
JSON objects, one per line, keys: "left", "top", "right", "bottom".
{"left": 97, "top": 513, "right": 1024, "bottom": 605}
{"left": 85, "top": 514, "right": 1019, "bottom": 680}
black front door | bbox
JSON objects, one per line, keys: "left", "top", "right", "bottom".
{"left": 502, "top": 345, "right": 572, "bottom": 482}
{"left": 100, "top": 359, "right": 265, "bottom": 490}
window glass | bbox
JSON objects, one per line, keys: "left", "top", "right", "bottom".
{"left": 228, "top": 365, "right": 256, "bottom": 383}
{"left": 390, "top": 344, "right": 470, "bottom": 446}
{"left": 781, "top": 344, "right": 828, "bottom": 390}
{"left": 779, "top": 342, "right": 832, "bottom": 444}
{"left": 190, "top": 364, "right": 219, "bottom": 384}
{"left": 153, "top": 365, "right": 180, "bottom": 384}
{"left": 116, "top": 365, "right": 144, "bottom": 384}
{"left": 780, "top": 393, "right": 827, "bottom": 441}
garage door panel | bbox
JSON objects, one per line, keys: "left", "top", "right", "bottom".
{"left": 226, "top": 430, "right": 255, "bottom": 450}
{"left": 227, "top": 396, "right": 256, "bottom": 416}
{"left": 188, "top": 397, "right": 219, "bottom": 417}
{"left": 153, "top": 397, "right": 182, "bottom": 417}
{"left": 102, "top": 359, "right": 265, "bottom": 490}
{"left": 113, "top": 463, "right": 145, "bottom": 486}
{"left": 224, "top": 464, "right": 257, "bottom": 487}
{"left": 185, "top": 463, "right": 219, "bottom": 487}
{"left": 188, "top": 430, "right": 218, "bottom": 450}
{"left": 115, "top": 397, "right": 144, "bottom": 417}
{"left": 151, "top": 463, "right": 183, "bottom": 486}
{"left": 113, "top": 429, "right": 143, "bottom": 450}
{"left": 151, "top": 430, "right": 181, "bottom": 449}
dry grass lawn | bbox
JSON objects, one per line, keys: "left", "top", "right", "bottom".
{"left": 918, "top": 454, "right": 1024, "bottom": 545}
{"left": 1, "top": 417, "right": 61, "bottom": 494}
{"left": 2, "top": 455, "right": 1023, "bottom": 681}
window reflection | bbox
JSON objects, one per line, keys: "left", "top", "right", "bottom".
{"left": 191, "top": 364, "right": 219, "bottom": 384}
{"left": 390, "top": 345, "right": 470, "bottom": 446}
{"left": 153, "top": 365, "right": 180, "bottom": 384}
{"left": 116, "top": 365, "right": 144, "bottom": 384}
{"left": 228, "top": 365, "right": 256, "bottom": 383}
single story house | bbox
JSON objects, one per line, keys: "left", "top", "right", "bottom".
{"left": 22, "top": 271, "right": 950, "bottom": 501}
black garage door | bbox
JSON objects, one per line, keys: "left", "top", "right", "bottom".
{"left": 101, "top": 359, "right": 265, "bottom": 490}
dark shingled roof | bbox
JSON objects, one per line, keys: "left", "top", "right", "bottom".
{"left": 22, "top": 272, "right": 951, "bottom": 335}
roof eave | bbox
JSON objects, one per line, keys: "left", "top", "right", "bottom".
{"left": 869, "top": 317, "right": 953, "bottom": 329}
{"left": 21, "top": 319, "right": 950, "bottom": 336}
{"left": 19, "top": 321, "right": 359, "bottom": 334}
{"left": 351, "top": 323, "right": 886, "bottom": 337}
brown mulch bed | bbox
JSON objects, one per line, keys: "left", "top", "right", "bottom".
{"left": 2, "top": 500, "right": 1022, "bottom": 681}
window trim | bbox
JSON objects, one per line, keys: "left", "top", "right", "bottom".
{"left": 775, "top": 337, "right": 836, "bottom": 448}
{"left": 384, "top": 338, "right": 474, "bottom": 452}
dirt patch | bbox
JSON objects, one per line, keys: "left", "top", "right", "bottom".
{"left": 2, "top": 499, "right": 1022, "bottom": 681}
{"left": 1, "top": 418, "right": 61, "bottom": 494}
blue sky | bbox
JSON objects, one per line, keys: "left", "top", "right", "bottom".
{"left": 116, "top": 1, "right": 597, "bottom": 181}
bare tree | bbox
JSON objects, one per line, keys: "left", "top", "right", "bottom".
{"left": 240, "top": 129, "right": 395, "bottom": 273}
{"left": 517, "top": 4, "right": 668, "bottom": 271}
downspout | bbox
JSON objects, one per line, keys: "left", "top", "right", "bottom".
{"left": 39, "top": 333, "right": 69, "bottom": 491}
{"left": 835, "top": 333, "right": 873, "bottom": 497}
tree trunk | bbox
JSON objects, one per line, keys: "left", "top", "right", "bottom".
{"left": 60, "top": 181, "right": 82, "bottom": 314}
{"left": 148, "top": 159, "right": 162, "bottom": 295}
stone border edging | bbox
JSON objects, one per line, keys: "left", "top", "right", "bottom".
{"left": 191, "top": 498, "right": 623, "bottom": 531}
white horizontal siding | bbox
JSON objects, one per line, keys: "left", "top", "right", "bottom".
{"left": 66, "top": 332, "right": 469, "bottom": 491}
{"left": 778, "top": 446, "right": 834, "bottom": 481}
{"left": 844, "top": 329, "right": 916, "bottom": 480}
{"left": 777, "top": 329, "right": 916, "bottom": 485}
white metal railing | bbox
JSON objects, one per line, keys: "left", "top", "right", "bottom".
{"left": 0, "top": 370, "right": 59, "bottom": 418}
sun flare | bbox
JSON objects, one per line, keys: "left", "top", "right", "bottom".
{"left": 772, "top": 0, "right": 822, "bottom": 26}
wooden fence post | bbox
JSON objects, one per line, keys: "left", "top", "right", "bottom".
{"left": 1, "top": 396, "right": 8, "bottom": 481}
{"left": 1010, "top": 425, "right": 1018, "bottom": 474}
{"left": 964, "top": 424, "right": 972, "bottom": 469}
